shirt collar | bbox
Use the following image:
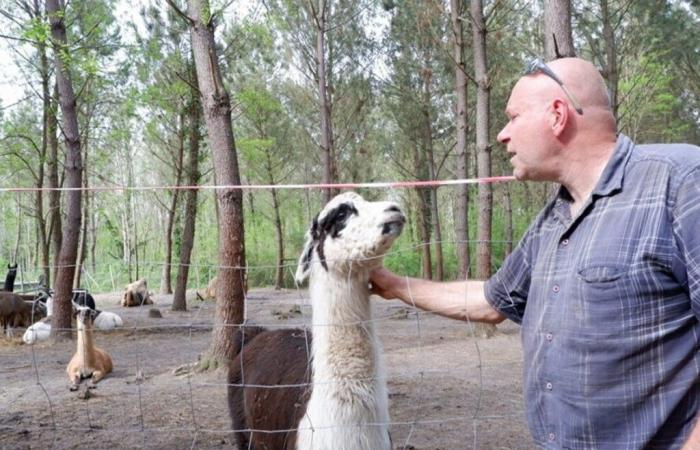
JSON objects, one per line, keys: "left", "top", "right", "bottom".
{"left": 590, "top": 133, "right": 634, "bottom": 198}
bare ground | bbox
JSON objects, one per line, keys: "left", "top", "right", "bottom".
{"left": 0, "top": 288, "right": 533, "bottom": 449}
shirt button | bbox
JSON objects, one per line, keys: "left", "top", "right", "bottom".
{"left": 561, "top": 238, "right": 569, "bottom": 246}
{"left": 546, "top": 333, "right": 553, "bottom": 341}
{"left": 552, "top": 285, "right": 560, "bottom": 293}
{"left": 548, "top": 432, "right": 556, "bottom": 442}
{"left": 545, "top": 382, "right": 553, "bottom": 390}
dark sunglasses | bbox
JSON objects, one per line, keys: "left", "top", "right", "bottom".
{"left": 524, "top": 58, "right": 584, "bottom": 115}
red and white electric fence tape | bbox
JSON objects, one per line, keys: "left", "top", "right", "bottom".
{"left": 0, "top": 175, "right": 516, "bottom": 193}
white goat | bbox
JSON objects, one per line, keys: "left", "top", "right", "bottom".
{"left": 228, "top": 192, "right": 405, "bottom": 450}
{"left": 23, "top": 296, "right": 123, "bottom": 344}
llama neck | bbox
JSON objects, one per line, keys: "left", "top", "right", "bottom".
{"left": 309, "top": 268, "right": 372, "bottom": 327}
{"left": 308, "top": 268, "right": 378, "bottom": 380}
{"left": 76, "top": 324, "right": 96, "bottom": 365}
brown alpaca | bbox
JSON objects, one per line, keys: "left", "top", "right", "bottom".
{"left": 67, "top": 307, "right": 113, "bottom": 391}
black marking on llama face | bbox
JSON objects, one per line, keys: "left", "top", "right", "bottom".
{"left": 307, "top": 202, "right": 359, "bottom": 272}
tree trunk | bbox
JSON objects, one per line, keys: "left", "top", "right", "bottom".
{"left": 503, "top": 183, "right": 514, "bottom": 256}
{"left": 186, "top": 0, "right": 246, "bottom": 368}
{"left": 543, "top": 0, "right": 576, "bottom": 60}
{"left": 471, "top": 0, "right": 496, "bottom": 338}
{"left": 173, "top": 70, "right": 201, "bottom": 312}
{"left": 48, "top": 82, "right": 61, "bottom": 288}
{"left": 600, "top": 0, "right": 619, "bottom": 119}
{"left": 161, "top": 111, "right": 186, "bottom": 294}
{"left": 451, "top": 0, "right": 471, "bottom": 279}
{"left": 73, "top": 144, "right": 89, "bottom": 289}
{"left": 472, "top": 0, "right": 493, "bottom": 280}
{"left": 265, "top": 151, "right": 285, "bottom": 290}
{"left": 315, "top": 0, "right": 336, "bottom": 203}
{"left": 421, "top": 55, "right": 443, "bottom": 281}
{"left": 38, "top": 25, "right": 50, "bottom": 286}
{"left": 413, "top": 142, "right": 432, "bottom": 279}
{"left": 47, "top": 0, "right": 83, "bottom": 342}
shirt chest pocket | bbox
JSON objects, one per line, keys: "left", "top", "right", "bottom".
{"left": 574, "top": 238, "right": 679, "bottom": 328}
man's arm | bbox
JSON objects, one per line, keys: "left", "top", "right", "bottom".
{"left": 370, "top": 267, "right": 506, "bottom": 324}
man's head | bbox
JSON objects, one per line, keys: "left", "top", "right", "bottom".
{"left": 497, "top": 57, "right": 616, "bottom": 183}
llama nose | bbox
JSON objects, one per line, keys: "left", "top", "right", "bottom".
{"left": 381, "top": 212, "right": 406, "bottom": 236}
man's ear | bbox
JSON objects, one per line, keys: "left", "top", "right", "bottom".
{"left": 551, "top": 98, "right": 570, "bottom": 137}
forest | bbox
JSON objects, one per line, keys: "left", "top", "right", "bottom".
{"left": 0, "top": 0, "right": 698, "bottom": 341}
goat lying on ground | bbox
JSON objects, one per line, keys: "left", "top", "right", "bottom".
{"left": 67, "top": 307, "right": 113, "bottom": 391}
{"left": 121, "top": 278, "right": 154, "bottom": 307}
{"left": 228, "top": 192, "right": 405, "bottom": 450}
{"left": 0, "top": 291, "right": 46, "bottom": 338}
{"left": 23, "top": 295, "right": 123, "bottom": 344}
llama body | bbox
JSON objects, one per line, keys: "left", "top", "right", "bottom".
{"left": 67, "top": 307, "right": 113, "bottom": 390}
{"left": 228, "top": 192, "right": 403, "bottom": 450}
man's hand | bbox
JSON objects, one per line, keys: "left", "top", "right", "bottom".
{"left": 369, "top": 267, "right": 403, "bottom": 300}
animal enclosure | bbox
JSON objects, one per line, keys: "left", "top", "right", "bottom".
{"left": 1, "top": 288, "right": 531, "bottom": 449}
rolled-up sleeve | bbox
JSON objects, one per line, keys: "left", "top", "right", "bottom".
{"left": 484, "top": 230, "right": 534, "bottom": 324}
{"left": 673, "top": 166, "right": 700, "bottom": 319}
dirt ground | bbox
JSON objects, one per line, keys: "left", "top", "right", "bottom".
{"left": 0, "top": 288, "right": 533, "bottom": 449}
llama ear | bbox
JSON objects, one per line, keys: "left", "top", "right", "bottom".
{"left": 295, "top": 216, "right": 319, "bottom": 285}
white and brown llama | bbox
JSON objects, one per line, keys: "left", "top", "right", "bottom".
{"left": 67, "top": 306, "right": 113, "bottom": 391}
{"left": 228, "top": 191, "right": 405, "bottom": 450}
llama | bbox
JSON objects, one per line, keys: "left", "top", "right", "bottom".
{"left": 66, "top": 307, "right": 113, "bottom": 391}
{"left": 228, "top": 192, "right": 405, "bottom": 450}
{"left": 0, "top": 291, "right": 47, "bottom": 338}
{"left": 3, "top": 263, "right": 18, "bottom": 292}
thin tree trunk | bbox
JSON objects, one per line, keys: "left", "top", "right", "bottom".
{"left": 543, "top": 0, "right": 576, "bottom": 59}
{"left": 161, "top": 111, "right": 186, "bottom": 294}
{"left": 184, "top": 0, "right": 246, "bottom": 367}
{"left": 13, "top": 196, "right": 21, "bottom": 264}
{"left": 471, "top": 0, "right": 496, "bottom": 338}
{"left": 74, "top": 144, "right": 89, "bottom": 289}
{"left": 413, "top": 142, "right": 432, "bottom": 279}
{"left": 421, "top": 54, "right": 443, "bottom": 281}
{"left": 265, "top": 150, "right": 285, "bottom": 290}
{"left": 90, "top": 198, "right": 97, "bottom": 274}
{"left": 451, "top": 0, "right": 471, "bottom": 279}
{"left": 48, "top": 82, "right": 61, "bottom": 288}
{"left": 600, "top": 0, "right": 619, "bottom": 119}
{"left": 315, "top": 0, "right": 336, "bottom": 203}
{"left": 173, "top": 69, "right": 201, "bottom": 312}
{"left": 503, "top": 183, "right": 514, "bottom": 256}
{"left": 37, "top": 20, "right": 51, "bottom": 286}
{"left": 472, "top": 0, "right": 493, "bottom": 280}
{"left": 47, "top": 0, "right": 83, "bottom": 341}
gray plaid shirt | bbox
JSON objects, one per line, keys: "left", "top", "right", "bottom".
{"left": 485, "top": 134, "right": 700, "bottom": 449}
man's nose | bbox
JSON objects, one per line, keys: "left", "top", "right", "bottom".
{"left": 497, "top": 125, "right": 509, "bottom": 144}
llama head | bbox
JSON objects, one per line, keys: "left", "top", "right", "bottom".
{"left": 74, "top": 306, "right": 98, "bottom": 330}
{"left": 295, "top": 192, "right": 405, "bottom": 283}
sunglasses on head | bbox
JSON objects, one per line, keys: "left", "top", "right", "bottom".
{"left": 524, "top": 58, "right": 584, "bottom": 115}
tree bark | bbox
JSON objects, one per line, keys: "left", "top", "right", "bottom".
{"left": 314, "top": 0, "right": 336, "bottom": 203}
{"left": 173, "top": 68, "right": 201, "bottom": 312}
{"left": 161, "top": 111, "right": 186, "bottom": 294}
{"left": 451, "top": 0, "right": 471, "bottom": 279}
{"left": 48, "top": 82, "right": 62, "bottom": 288}
{"left": 46, "top": 0, "right": 83, "bottom": 341}
{"left": 185, "top": 0, "right": 246, "bottom": 367}
{"left": 472, "top": 0, "right": 493, "bottom": 280}
{"left": 600, "top": 0, "right": 619, "bottom": 119}
{"left": 543, "top": 0, "right": 576, "bottom": 60}
{"left": 265, "top": 151, "right": 285, "bottom": 290}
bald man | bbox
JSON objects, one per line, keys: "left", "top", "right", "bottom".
{"left": 370, "top": 57, "right": 700, "bottom": 449}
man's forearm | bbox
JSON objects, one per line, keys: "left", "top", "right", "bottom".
{"left": 376, "top": 271, "right": 505, "bottom": 324}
